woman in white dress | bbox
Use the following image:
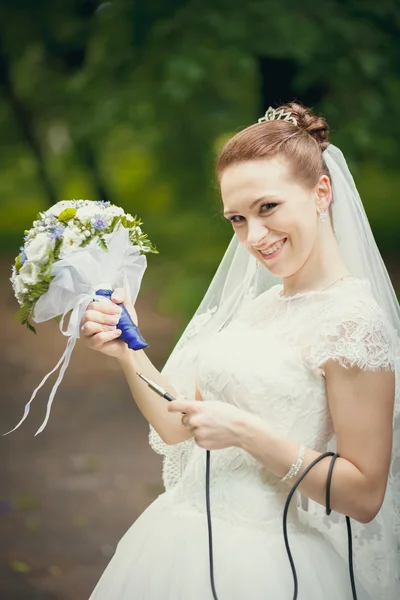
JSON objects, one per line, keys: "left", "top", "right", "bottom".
{"left": 81, "top": 103, "right": 400, "bottom": 599}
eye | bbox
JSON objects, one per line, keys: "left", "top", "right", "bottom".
{"left": 226, "top": 202, "right": 278, "bottom": 224}
{"left": 260, "top": 202, "right": 278, "bottom": 212}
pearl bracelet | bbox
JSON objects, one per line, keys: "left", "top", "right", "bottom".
{"left": 280, "top": 445, "right": 306, "bottom": 482}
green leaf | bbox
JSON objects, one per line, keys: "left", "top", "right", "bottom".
{"left": 15, "top": 254, "right": 22, "bottom": 272}
{"left": 80, "top": 236, "right": 93, "bottom": 248}
{"left": 58, "top": 208, "right": 77, "bottom": 223}
{"left": 53, "top": 238, "right": 63, "bottom": 260}
{"left": 97, "top": 237, "right": 108, "bottom": 251}
{"left": 15, "top": 303, "right": 37, "bottom": 333}
{"left": 29, "top": 279, "right": 51, "bottom": 301}
{"left": 26, "top": 321, "right": 37, "bottom": 334}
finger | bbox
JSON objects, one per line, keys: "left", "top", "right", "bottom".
{"left": 81, "top": 321, "right": 118, "bottom": 337}
{"left": 81, "top": 309, "right": 122, "bottom": 327}
{"left": 181, "top": 415, "right": 195, "bottom": 430}
{"left": 87, "top": 300, "right": 122, "bottom": 316}
{"left": 168, "top": 399, "right": 196, "bottom": 413}
{"left": 87, "top": 329, "right": 122, "bottom": 350}
{"left": 111, "top": 287, "right": 125, "bottom": 305}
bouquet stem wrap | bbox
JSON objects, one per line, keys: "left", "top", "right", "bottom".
{"left": 95, "top": 288, "right": 148, "bottom": 350}
{"left": 5, "top": 227, "right": 148, "bottom": 436}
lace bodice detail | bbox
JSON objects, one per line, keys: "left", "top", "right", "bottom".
{"left": 150, "top": 278, "right": 396, "bottom": 485}
{"left": 148, "top": 278, "right": 399, "bottom": 596}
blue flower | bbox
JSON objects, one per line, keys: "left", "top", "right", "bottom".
{"left": 95, "top": 200, "right": 111, "bottom": 208}
{"left": 92, "top": 215, "right": 107, "bottom": 230}
{"left": 49, "top": 224, "right": 65, "bottom": 240}
{"left": 19, "top": 248, "right": 27, "bottom": 265}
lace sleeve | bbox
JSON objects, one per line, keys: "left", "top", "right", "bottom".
{"left": 308, "top": 300, "right": 396, "bottom": 375}
{"left": 304, "top": 298, "right": 400, "bottom": 599}
{"left": 148, "top": 424, "right": 194, "bottom": 491}
{"left": 148, "top": 336, "right": 200, "bottom": 491}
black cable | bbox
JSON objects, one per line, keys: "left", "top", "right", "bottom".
{"left": 206, "top": 450, "right": 219, "bottom": 600}
{"left": 206, "top": 450, "right": 357, "bottom": 600}
{"left": 206, "top": 450, "right": 358, "bottom": 600}
{"left": 282, "top": 451, "right": 358, "bottom": 600}
{"left": 140, "top": 370, "right": 357, "bottom": 598}
{"left": 325, "top": 455, "right": 357, "bottom": 596}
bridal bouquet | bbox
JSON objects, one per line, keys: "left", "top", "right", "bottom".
{"left": 7, "top": 199, "right": 157, "bottom": 435}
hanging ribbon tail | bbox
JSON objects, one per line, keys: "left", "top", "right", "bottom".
{"left": 34, "top": 336, "right": 77, "bottom": 435}
{"left": 95, "top": 289, "right": 149, "bottom": 350}
{"left": 3, "top": 336, "right": 77, "bottom": 436}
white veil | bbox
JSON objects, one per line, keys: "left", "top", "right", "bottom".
{"left": 149, "top": 144, "right": 400, "bottom": 598}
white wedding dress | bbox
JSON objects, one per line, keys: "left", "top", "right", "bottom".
{"left": 89, "top": 277, "right": 399, "bottom": 600}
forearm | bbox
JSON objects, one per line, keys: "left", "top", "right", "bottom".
{"left": 236, "top": 413, "right": 381, "bottom": 524}
{"left": 119, "top": 350, "right": 193, "bottom": 445}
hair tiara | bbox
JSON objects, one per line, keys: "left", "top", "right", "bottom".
{"left": 258, "top": 106, "right": 298, "bottom": 127}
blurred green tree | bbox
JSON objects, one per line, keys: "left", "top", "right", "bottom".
{"left": 0, "top": 0, "right": 399, "bottom": 316}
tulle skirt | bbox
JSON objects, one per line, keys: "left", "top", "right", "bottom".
{"left": 88, "top": 489, "right": 372, "bottom": 600}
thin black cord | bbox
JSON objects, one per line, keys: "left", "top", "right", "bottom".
{"left": 282, "top": 451, "right": 358, "bottom": 600}
{"left": 346, "top": 517, "right": 357, "bottom": 598}
{"left": 206, "top": 450, "right": 219, "bottom": 600}
{"left": 206, "top": 450, "right": 357, "bottom": 600}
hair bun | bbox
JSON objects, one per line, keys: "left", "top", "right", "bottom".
{"left": 280, "top": 102, "right": 330, "bottom": 150}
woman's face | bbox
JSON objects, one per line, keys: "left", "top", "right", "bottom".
{"left": 220, "top": 156, "right": 330, "bottom": 279}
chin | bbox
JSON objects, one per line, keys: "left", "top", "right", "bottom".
{"left": 260, "top": 259, "right": 301, "bottom": 280}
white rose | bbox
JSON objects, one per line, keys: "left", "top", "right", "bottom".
{"left": 11, "top": 273, "right": 26, "bottom": 300}
{"left": 48, "top": 201, "right": 76, "bottom": 217}
{"left": 19, "top": 261, "right": 40, "bottom": 286}
{"left": 59, "top": 224, "right": 86, "bottom": 258}
{"left": 106, "top": 205, "right": 125, "bottom": 218}
{"left": 25, "top": 232, "right": 54, "bottom": 265}
{"left": 76, "top": 204, "right": 102, "bottom": 222}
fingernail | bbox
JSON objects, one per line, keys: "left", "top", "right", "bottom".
{"left": 107, "top": 325, "right": 116, "bottom": 331}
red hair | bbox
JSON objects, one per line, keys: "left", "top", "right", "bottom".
{"left": 217, "top": 102, "right": 330, "bottom": 189}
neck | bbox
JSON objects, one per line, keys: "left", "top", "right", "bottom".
{"left": 282, "top": 225, "right": 351, "bottom": 296}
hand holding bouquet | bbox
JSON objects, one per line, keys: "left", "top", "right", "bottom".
{"left": 7, "top": 200, "right": 157, "bottom": 435}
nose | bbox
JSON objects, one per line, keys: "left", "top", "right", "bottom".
{"left": 246, "top": 219, "right": 269, "bottom": 248}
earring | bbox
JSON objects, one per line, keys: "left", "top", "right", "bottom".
{"left": 319, "top": 208, "right": 328, "bottom": 243}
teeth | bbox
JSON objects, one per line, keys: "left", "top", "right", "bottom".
{"left": 262, "top": 239, "right": 285, "bottom": 256}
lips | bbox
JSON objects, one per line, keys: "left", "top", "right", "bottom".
{"left": 258, "top": 237, "right": 287, "bottom": 253}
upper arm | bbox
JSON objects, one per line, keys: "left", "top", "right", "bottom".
{"left": 324, "top": 360, "right": 395, "bottom": 507}
{"left": 310, "top": 297, "right": 397, "bottom": 513}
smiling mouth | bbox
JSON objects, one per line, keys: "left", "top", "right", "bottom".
{"left": 259, "top": 238, "right": 287, "bottom": 258}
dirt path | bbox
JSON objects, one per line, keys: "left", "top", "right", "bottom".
{"left": 0, "top": 256, "right": 182, "bottom": 600}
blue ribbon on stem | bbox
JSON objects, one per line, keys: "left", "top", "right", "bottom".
{"left": 95, "top": 289, "right": 148, "bottom": 350}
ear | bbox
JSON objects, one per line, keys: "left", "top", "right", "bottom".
{"left": 315, "top": 175, "right": 332, "bottom": 214}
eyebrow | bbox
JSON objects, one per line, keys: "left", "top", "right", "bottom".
{"left": 223, "top": 195, "right": 280, "bottom": 217}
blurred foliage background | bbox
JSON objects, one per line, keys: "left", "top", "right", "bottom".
{"left": 1, "top": 2, "right": 400, "bottom": 598}
{"left": 1, "top": 0, "right": 399, "bottom": 323}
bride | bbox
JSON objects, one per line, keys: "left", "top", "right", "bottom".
{"left": 80, "top": 103, "right": 400, "bottom": 599}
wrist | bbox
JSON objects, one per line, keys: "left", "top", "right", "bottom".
{"left": 233, "top": 410, "right": 267, "bottom": 449}
{"left": 118, "top": 348, "right": 142, "bottom": 370}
